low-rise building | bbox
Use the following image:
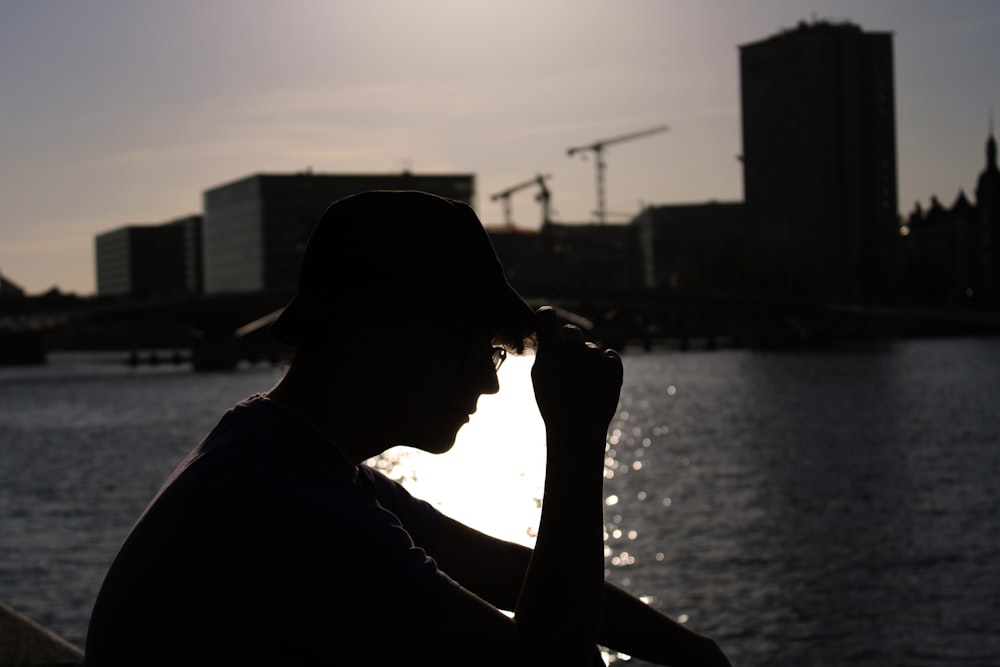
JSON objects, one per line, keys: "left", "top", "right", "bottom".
{"left": 0, "top": 272, "right": 26, "bottom": 302}
{"left": 202, "top": 172, "right": 475, "bottom": 294}
{"left": 899, "top": 128, "right": 1000, "bottom": 305}
{"left": 634, "top": 202, "right": 746, "bottom": 293}
{"left": 95, "top": 216, "right": 201, "bottom": 298}
{"left": 488, "top": 221, "right": 642, "bottom": 296}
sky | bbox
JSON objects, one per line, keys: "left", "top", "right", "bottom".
{"left": 2, "top": 0, "right": 999, "bottom": 296}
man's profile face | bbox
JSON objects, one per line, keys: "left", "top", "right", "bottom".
{"left": 368, "top": 314, "right": 501, "bottom": 455}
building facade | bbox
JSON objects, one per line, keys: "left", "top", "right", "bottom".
{"left": 202, "top": 172, "right": 475, "bottom": 294}
{"left": 95, "top": 217, "right": 200, "bottom": 298}
{"left": 634, "top": 202, "right": 746, "bottom": 292}
{"left": 0, "top": 272, "right": 26, "bottom": 301}
{"left": 177, "top": 215, "right": 204, "bottom": 294}
{"left": 488, "top": 221, "right": 642, "bottom": 296}
{"left": 975, "top": 127, "right": 1000, "bottom": 294}
{"left": 740, "top": 21, "right": 897, "bottom": 301}
{"left": 900, "top": 127, "right": 1000, "bottom": 305}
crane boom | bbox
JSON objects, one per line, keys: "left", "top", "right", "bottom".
{"left": 567, "top": 124, "right": 670, "bottom": 223}
{"left": 490, "top": 174, "right": 552, "bottom": 227}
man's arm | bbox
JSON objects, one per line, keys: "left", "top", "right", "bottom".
{"left": 599, "top": 583, "right": 732, "bottom": 666}
{"left": 429, "top": 517, "right": 731, "bottom": 667}
{"left": 511, "top": 308, "right": 621, "bottom": 664}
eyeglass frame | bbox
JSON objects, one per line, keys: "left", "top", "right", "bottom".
{"left": 460, "top": 338, "right": 507, "bottom": 374}
{"left": 489, "top": 346, "right": 507, "bottom": 372}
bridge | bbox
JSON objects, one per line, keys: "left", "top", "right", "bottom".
{"left": 0, "top": 290, "right": 292, "bottom": 370}
{"left": 3, "top": 288, "right": 999, "bottom": 370}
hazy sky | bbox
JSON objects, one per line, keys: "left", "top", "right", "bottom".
{"left": 2, "top": 0, "right": 999, "bottom": 295}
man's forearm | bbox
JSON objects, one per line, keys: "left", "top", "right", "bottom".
{"left": 599, "top": 583, "right": 732, "bottom": 666}
{"left": 512, "top": 308, "right": 622, "bottom": 664}
{"left": 431, "top": 520, "right": 729, "bottom": 666}
{"left": 514, "top": 433, "right": 606, "bottom": 664}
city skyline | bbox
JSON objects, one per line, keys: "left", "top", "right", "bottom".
{"left": 3, "top": 0, "right": 999, "bottom": 295}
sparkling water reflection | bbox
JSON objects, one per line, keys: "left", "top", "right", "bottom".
{"left": 2, "top": 341, "right": 999, "bottom": 665}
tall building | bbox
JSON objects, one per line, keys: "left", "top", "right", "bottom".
{"left": 202, "top": 172, "right": 475, "bottom": 294}
{"left": 95, "top": 216, "right": 201, "bottom": 297}
{"left": 740, "top": 20, "right": 897, "bottom": 300}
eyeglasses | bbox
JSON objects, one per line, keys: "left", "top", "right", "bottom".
{"left": 489, "top": 346, "right": 507, "bottom": 372}
{"left": 461, "top": 339, "right": 507, "bottom": 374}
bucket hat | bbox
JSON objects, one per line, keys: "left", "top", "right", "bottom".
{"left": 270, "top": 190, "right": 535, "bottom": 347}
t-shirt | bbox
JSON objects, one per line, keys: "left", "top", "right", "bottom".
{"left": 85, "top": 394, "right": 461, "bottom": 665}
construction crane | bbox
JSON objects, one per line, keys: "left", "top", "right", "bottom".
{"left": 490, "top": 174, "right": 552, "bottom": 227}
{"left": 567, "top": 124, "right": 670, "bottom": 224}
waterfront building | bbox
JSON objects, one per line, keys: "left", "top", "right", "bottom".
{"left": 899, "top": 194, "right": 979, "bottom": 303}
{"left": 94, "top": 216, "right": 201, "bottom": 298}
{"left": 0, "top": 271, "right": 26, "bottom": 302}
{"left": 740, "top": 20, "right": 898, "bottom": 301}
{"left": 201, "top": 172, "right": 474, "bottom": 294}
{"left": 488, "top": 221, "right": 642, "bottom": 296}
{"left": 178, "top": 214, "right": 204, "bottom": 295}
{"left": 634, "top": 202, "right": 745, "bottom": 293}
{"left": 899, "top": 126, "right": 1000, "bottom": 304}
{"left": 975, "top": 125, "right": 1000, "bottom": 294}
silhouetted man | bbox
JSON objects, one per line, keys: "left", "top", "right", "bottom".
{"left": 85, "top": 191, "right": 731, "bottom": 665}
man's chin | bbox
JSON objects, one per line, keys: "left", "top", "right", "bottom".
{"left": 421, "top": 436, "right": 460, "bottom": 455}
{"left": 402, "top": 428, "right": 462, "bottom": 455}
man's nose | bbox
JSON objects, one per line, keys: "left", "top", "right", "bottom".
{"left": 471, "top": 361, "right": 501, "bottom": 396}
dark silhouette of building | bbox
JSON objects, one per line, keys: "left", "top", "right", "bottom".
{"left": 95, "top": 216, "right": 202, "bottom": 298}
{"left": 899, "top": 194, "right": 978, "bottom": 303}
{"left": 634, "top": 202, "right": 745, "bottom": 293}
{"left": 179, "top": 214, "right": 204, "bottom": 295}
{"left": 0, "top": 271, "right": 26, "bottom": 301}
{"left": 976, "top": 123, "right": 1000, "bottom": 294}
{"left": 900, "top": 125, "right": 1000, "bottom": 304}
{"left": 202, "top": 172, "right": 474, "bottom": 294}
{"left": 740, "top": 20, "right": 897, "bottom": 301}
{"left": 488, "top": 221, "right": 642, "bottom": 296}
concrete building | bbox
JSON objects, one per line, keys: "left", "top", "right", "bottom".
{"left": 178, "top": 214, "right": 204, "bottom": 294}
{"left": 740, "top": 20, "right": 897, "bottom": 301}
{"left": 634, "top": 202, "right": 746, "bottom": 293}
{"left": 95, "top": 216, "right": 201, "bottom": 298}
{"left": 202, "top": 172, "right": 475, "bottom": 294}
{"left": 488, "top": 221, "right": 642, "bottom": 296}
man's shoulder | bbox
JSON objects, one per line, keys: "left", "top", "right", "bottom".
{"left": 150, "top": 394, "right": 356, "bottom": 512}
{"left": 202, "top": 393, "right": 302, "bottom": 448}
{"left": 198, "top": 394, "right": 352, "bottom": 469}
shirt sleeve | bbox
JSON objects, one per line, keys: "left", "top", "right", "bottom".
{"left": 357, "top": 465, "right": 454, "bottom": 553}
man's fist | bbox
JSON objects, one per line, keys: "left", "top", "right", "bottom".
{"left": 531, "top": 307, "right": 623, "bottom": 454}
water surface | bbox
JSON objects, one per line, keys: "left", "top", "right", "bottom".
{"left": 1, "top": 340, "right": 998, "bottom": 665}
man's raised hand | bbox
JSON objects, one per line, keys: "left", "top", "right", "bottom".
{"left": 531, "top": 306, "right": 623, "bottom": 454}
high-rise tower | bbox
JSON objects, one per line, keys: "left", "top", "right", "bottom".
{"left": 740, "top": 21, "right": 897, "bottom": 300}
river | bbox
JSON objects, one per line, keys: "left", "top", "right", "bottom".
{"left": 1, "top": 339, "right": 998, "bottom": 666}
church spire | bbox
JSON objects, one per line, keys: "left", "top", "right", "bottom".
{"left": 988, "top": 107, "right": 998, "bottom": 170}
